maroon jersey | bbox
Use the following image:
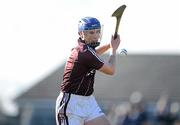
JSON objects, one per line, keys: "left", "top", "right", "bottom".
{"left": 60, "top": 40, "right": 104, "bottom": 96}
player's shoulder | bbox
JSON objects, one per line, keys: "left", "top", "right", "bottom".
{"left": 76, "top": 39, "right": 94, "bottom": 53}
{"left": 76, "top": 44, "right": 98, "bottom": 58}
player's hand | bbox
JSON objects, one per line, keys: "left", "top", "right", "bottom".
{"left": 110, "top": 34, "right": 120, "bottom": 52}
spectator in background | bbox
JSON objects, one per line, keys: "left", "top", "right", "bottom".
{"left": 155, "top": 94, "right": 179, "bottom": 125}
{"left": 121, "top": 91, "right": 148, "bottom": 125}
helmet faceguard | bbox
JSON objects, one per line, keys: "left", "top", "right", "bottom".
{"left": 78, "top": 17, "right": 102, "bottom": 48}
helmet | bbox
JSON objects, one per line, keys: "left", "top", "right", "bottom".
{"left": 78, "top": 17, "right": 101, "bottom": 32}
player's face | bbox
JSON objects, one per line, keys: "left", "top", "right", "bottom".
{"left": 81, "top": 29, "right": 101, "bottom": 44}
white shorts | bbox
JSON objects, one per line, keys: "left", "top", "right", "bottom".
{"left": 56, "top": 92, "right": 105, "bottom": 125}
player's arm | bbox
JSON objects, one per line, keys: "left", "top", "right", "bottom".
{"left": 98, "top": 54, "right": 116, "bottom": 75}
{"left": 96, "top": 44, "right": 111, "bottom": 55}
{"left": 98, "top": 35, "right": 120, "bottom": 75}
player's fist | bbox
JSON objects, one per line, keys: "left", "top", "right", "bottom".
{"left": 110, "top": 34, "right": 120, "bottom": 51}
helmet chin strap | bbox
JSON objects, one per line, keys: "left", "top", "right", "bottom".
{"left": 79, "top": 38, "right": 100, "bottom": 49}
{"left": 87, "top": 42, "right": 100, "bottom": 49}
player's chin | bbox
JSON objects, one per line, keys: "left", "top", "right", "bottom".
{"left": 92, "top": 39, "right": 99, "bottom": 43}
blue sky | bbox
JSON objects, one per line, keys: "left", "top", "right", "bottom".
{"left": 0, "top": 0, "right": 179, "bottom": 115}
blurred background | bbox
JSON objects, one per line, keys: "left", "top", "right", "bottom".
{"left": 0, "top": 0, "right": 180, "bottom": 125}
